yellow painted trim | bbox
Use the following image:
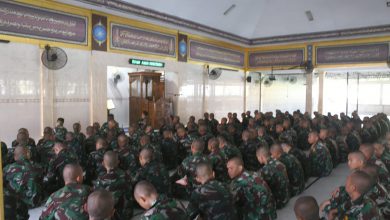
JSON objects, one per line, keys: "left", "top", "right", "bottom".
{"left": 247, "top": 43, "right": 307, "bottom": 52}
{"left": 0, "top": 141, "right": 3, "bottom": 220}
{"left": 0, "top": 0, "right": 92, "bottom": 50}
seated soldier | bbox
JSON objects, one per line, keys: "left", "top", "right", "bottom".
{"left": 65, "top": 131, "right": 86, "bottom": 166}
{"left": 319, "top": 126, "right": 340, "bottom": 168}
{"left": 94, "top": 151, "right": 133, "bottom": 219}
{"left": 85, "top": 125, "right": 97, "bottom": 155}
{"left": 87, "top": 189, "right": 115, "bottom": 220}
{"left": 227, "top": 157, "right": 276, "bottom": 220}
{"left": 207, "top": 137, "right": 229, "bottom": 182}
{"left": 134, "top": 148, "right": 170, "bottom": 195}
{"left": 4, "top": 186, "right": 30, "bottom": 220}
{"left": 176, "top": 139, "right": 209, "bottom": 192}
{"left": 144, "top": 125, "right": 160, "bottom": 144}
{"left": 360, "top": 164, "right": 390, "bottom": 219}
{"left": 139, "top": 135, "right": 163, "bottom": 163}
{"left": 187, "top": 162, "right": 237, "bottom": 220}
{"left": 176, "top": 127, "right": 195, "bottom": 161}
{"left": 197, "top": 124, "right": 214, "bottom": 150}
{"left": 36, "top": 127, "right": 56, "bottom": 170}
{"left": 114, "top": 134, "right": 139, "bottom": 179}
{"left": 40, "top": 163, "right": 91, "bottom": 220}
{"left": 360, "top": 143, "right": 390, "bottom": 190}
{"left": 294, "top": 196, "right": 324, "bottom": 220}
{"left": 7, "top": 131, "right": 38, "bottom": 164}
{"left": 134, "top": 180, "right": 188, "bottom": 220}
{"left": 271, "top": 143, "right": 305, "bottom": 196}
{"left": 160, "top": 129, "right": 179, "bottom": 169}
{"left": 72, "top": 122, "right": 86, "bottom": 146}
{"left": 257, "top": 146, "right": 290, "bottom": 209}
{"left": 239, "top": 130, "right": 261, "bottom": 171}
{"left": 45, "top": 142, "right": 79, "bottom": 193}
{"left": 308, "top": 131, "right": 333, "bottom": 177}
{"left": 217, "top": 135, "right": 242, "bottom": 163}
{"left": 86, "top": 138, "right": 110, "bottom": 183}
{"left": 12, "top": 128, "right": 36, "bottom": 148}
{"left": 55, "top": 117, "right": 68, "bottom": 142}
{"left": 3, "top": 146, "right": 43, "bottom": 208}
{"left": 373, "top": 142, "right": 390, "bottom": 172}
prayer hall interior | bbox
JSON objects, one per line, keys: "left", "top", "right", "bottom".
{"left": 1, "top": 1, "right": 390, "bottom": 220}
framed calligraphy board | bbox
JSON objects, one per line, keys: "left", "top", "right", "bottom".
{"left": 189, "top": 40, "right": 244, "bottom": 67}
{"left": 0, "top": 1, "right": 88, "bottom": 45}
{"left": 316, "top": 43, "right": 389, "bottom": 65}
{"left": 248, "top": 49, "right": 304, "bottom": 68}
{"left": 110, "top": 22, "right": 176, "bottom": 57}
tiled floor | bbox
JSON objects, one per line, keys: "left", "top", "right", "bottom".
{"left": 29, "top": 164, "right": 350, "bottom": 220}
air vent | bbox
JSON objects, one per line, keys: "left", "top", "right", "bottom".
{"left": 305, "top": 10, "right": 314, "bottom": 21}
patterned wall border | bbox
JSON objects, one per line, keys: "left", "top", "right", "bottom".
{"left": 55, "top": 98, "right": 90, "bottom": 102}
{"left": 79, "top": 0, "right": 390, "bottom": 46}
{"left": 0, "top": 98, "right": 90, "bottom": 103}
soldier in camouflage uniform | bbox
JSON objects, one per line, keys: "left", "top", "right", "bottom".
{"left": 334, "top": 126, "right": 350, "bottom": 163}
{"left": 99, "top": 119, "right": 124, "bottom": 139}
{"left": 373, "top": 142, "right": 390, "bottom": 172}
{"left": 297, "top": 119, "right": 311, "bottom": 151}
{"left": 294, "top": 196, "right": 324, "bottom": 220}
{"left": 239, "top": 130, "right": 261, "bottom": 171}
{"left": 11, "top": 128, "right": 36, "bottom": 148}
{"left": 208, "top": 137, "right": 229, "bottom": 182}
{"left": 145, "top": 125, "right": 161, "bottom": 144}
{"left": 86, "top": 138, "right": 111, "bottom": 183}
{"left": 37, "top": 127, "right": 56, "bottom": 170}
{"left": 65, "top": 132, "right": 86, "bottom": 166}
{"left": 40, "top": 163, "right": 91, "bottom": 220}
{"left": 3, "top": 186, "right": 30, "bottom": 220}
{"left": 319, "top": 126, "right": 339, "bottom": 168}
{"left": 160, "top": 129, "right": 179, "bottom": 169}
{"left": 134, "top": 147, "right": 171, "bottom": 195}
{"left": 3, "top": 146, "right": 44, "bottom": 208}
{"left": 197, "top": 124, "right": 214, "bottom": 151}
{"left": 114, "top": 134, "right": 139, "bottom": 179}
{"left": 270, "top": 143, "right": 305, "bottom": 196}
{"left": 45, "top": 142, "right": 79, "bottom": 194}
{"left": 139, "top": 135, "right": 163, "bottom": 163}
{"left": 72, "top": 122, "right": 86, "bottom": 145}
{"left": 218, "top": 135, "right": 241, "bottom": 163}
{"left": 54, "top": 117, "right": 68, "bottom": 142}
{"left": 307, "top": 131, "right": 333, "bottom": 177}
{"left": 227, "top": 157, "right": 276, "bottom": 220}
{"left": 87, "top": 189, "right": 115, "bottom": 220}
{"left": 187, "top": 162, "right": 237, "bottom": 219}
{"left": 84, "top": 125, "right": 98, "bottom": 155}
{"left": 7, "top": 131, "right": 38, "bottom": 164}
{"left": 93, "top": 151, "right": 133, "bottom": 219}
{"left": 128, "top": 124, "right": 141, "bottom": 147}
{"left": 176, "top": 127, "right": 195, "bottom": 161}
{"left": 257, "top": 146, "right": 290, "bottom": 208}
{"left": 134, "top": 180, "right": 188, "bottom": 220}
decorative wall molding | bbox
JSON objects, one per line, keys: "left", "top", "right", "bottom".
{"left": 55, "top": 98, "right": 90, "bottom": 102}
{"left": 79, "top": 0, "right": 390, "bottom": 46}
{"left": 0, "top": 98, "right": 40, "bottom": 103}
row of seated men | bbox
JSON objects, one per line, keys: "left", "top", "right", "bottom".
{"left": 1, "top": 110, "right": 390, "bottom": 219}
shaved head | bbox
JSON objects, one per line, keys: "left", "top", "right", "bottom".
{"left": 294, "top": 196, "right": 320, "bottom": 220}
{"left": 63, "top": 163, "right": 83, "bottom": 184}
{"left": 227, "top": 157, "right": 244, "bottom": 179}
{"left": 191, "top": 139, "right": 205, "bottom": 153}
{"left": 360, "top": 164, "right": 380, "bottom": 184}
{"left": 139, "top": 148, "right": 154, "bottom": 166}
{"left": 87, "top": 189, "right": 115, "bottom": 220}
{"left": 270, "top": 144, "right": 283, "bottom": 159}
{"left": 103, "top": 151, "right": 119, "bottom": 170}
{"left": 13, "top": 146, "right": 28, "bottom": 161}
{"left": 359, "top": 144, "right": 374, "bottom": 160}
{"left": 196, "top": 162, "right": 214, "bottom": 183}
{"left": 348, "top": 171, "right": 372, "bottom": 195}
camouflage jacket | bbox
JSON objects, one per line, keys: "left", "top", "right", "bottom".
{"left": 40, "top": 183, "right": 91, "bottom": 220}
{"left": 343, "top": 196, "right": 383, "bottom": 220}
{"left": 381, "top": 149, "right": 390, "bottom": 172}
{"left": 141, "top": 194, "right": 188, "bottom": 220}
{"left": 323, "top": 138, "right": 339, "bottom": 167}
{"left": 115, "top": 146, "right": 139, "bottom": 179}
{"left": 366, "top": 182, "right": 390, "bottom": 219}
{"left": 6, "top": 144, "right": 38, "bottom": 165}
{"left": 258, "top": 158, "right": 290, "bottom": 208}
{"left": 73, "top": 132, "right": 86, "bottom": 145}
{"left": 297, "top": 128, "right": 311, "bottom": 151}
{"left": 188, "top": 180, "right": 237, "bottom": 220}
{"left": 176, "top": 134, "right": 195, "bottom": 161}
{"left": 4, "top": 187, "right": 29, "bottom": 220}
{"left": 336, "top": 135, "right": 349, "bottom": 163}
{"left": 177, "top": 152, "right": 209, "bottom": 188}
{"left": 134, "top": 161, "right": 171, "bottom": 195}
{"left": 279, "top": 153, "right": 305, "bottom": 196}
{"left": 160, "top": 138, "right": 179, "bottom": 170}
{"left": 230, "top": 171, "right": 276, "bottom": 220}
{"left": 65, "top": 139, "right": 86, "bottom": 164}
{"left": 239, "top": 140, "right": 261, "bottom": 171}
{"left": 367, "top": 158, "right": 390, "bottom": 191}
{"left": 128, "top": 132, "right": 140, "bottom": 147}
{"left": 36, "top": 139, "right": 55, "bottom": 169}
{"left": 140, "top": 143, "right": 163, "bottom": 163}
{"left": 3, "top": 157, "right": 44, "bottom": 207}
{"left": 220, "top": 144, "right": 242, "bottom": 163}
{"left": 54, "top": 126, "right": 68, "bottom": 142}
{"left": 86, "top": 148, "right": 109, "bottom": 181}
{"left": 94, "top": 168, "right": 133, "bottom": 219}
{"left": 46, "top": 149, "right": 78, "bottom": 184}
{"left": 308, "top": 142, "right": 333, "bottom": 177}
{"left": 208, "top": 151, "right": 229, "bottom": 182}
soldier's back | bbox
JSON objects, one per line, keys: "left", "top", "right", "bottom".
{"left": 279, "top": 153, "right": 305, "bottom": 196}
{"left": 141, "top": 194, "right": 188, "bottom": 220}
{"left": 135, "top": 161, "right": 170, "bottom": 195}
{"left": 208, "top": 151, "right": 229, "bottom": 182}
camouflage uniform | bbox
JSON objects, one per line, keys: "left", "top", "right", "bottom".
{"left": 86, "top": 148, "right": 110, "bottom": 182}
{"left": 134, "top": 161, "right": 171, "bottom": 195}
{"left": 367, "top": 158, "right": 390, "bottom": 190}
{"left": 308, "top": 142, "right": 333, "bottom": 177}
{"left": 177, "top": 152, "right": 208, "bottom": 188}
{"left": 279, "top": 152, "right": 305, "bottom": 196}
{"left": 54, "top": 126, "right": 68, "bottom": 142}
{"left": 230, "top": 171, "right": 276, "bottom": 220}
{"left": 297, "top": 128, "right": 311, "bottom": 151}
{"left": 188, "top": 180, "right": 237, "bottom": 219}
{"left": 3, "top": 157, "right": 43, "bottom": 207}
{"left": 336, "top": 134, "right": 349, "bottom": 163}
{"left": 176, "top": 134, "right": 195, "bottom": 161}
{"left": 73, "top": 132, "right": 86, "bottom": 146}
{"left": 289, "top": 147, "right": 309, "bottom": 179}
{"left": 65, "top": 139, "right": 86, "bottom": 166}
{"left": 366, "top": 182, "right": 390, "bottom": 219}
{"left": 208, "top": 151, "right": 229, "bottom": 182}
{"left": 160, "top": 138, "right": 179, "bottom": 169}
{"left": 220, "top": 144, "right": 242, "bottom": 163}
{"left": 141, "top": 194, "right": 188, "bottom": 220}
{"left": 346, "top": 131, "right": 361, "bottom": 152}
{"left": 140, "top": 143, "right": 163, "bottom": 163}
{"left": 323, "top": 138, "right": 339, "bottom": 167}
{"left": 40, "top": 183, "right": 91, "bottom": 220}
{"left": 129, "top": 132, "right": 140, "bottom": 148}
{"left": 4, "top": 187, "right": 29, "bottom": 220}
{"left": 94, "top": 168, "right": 133, "bottom": 219}
{"left": 239, "top": 140, "right": 261, "bottom": 171}
{"left": 258, "top": 158, "right": 290, "bottom": 208}
{"left": 84, "top": 135, "right": 97, "bottom": 155}
{"left": 342, "top": 196, "right": 383, "bottom": 220}
{"left": 115, "top": 146, "right": 139, "bottom": 179}
{"left": 380, "top": 149, "right": 390, "bottom": 172}
{"left": 36, "top": 139, "right": 55, "bottom": 170}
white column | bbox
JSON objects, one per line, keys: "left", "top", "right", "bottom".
{"left": 305, "top": 71, "right": 313, "bottom": 115}
{"left": 318, "top": 70, "right": 325, "bottom": 114}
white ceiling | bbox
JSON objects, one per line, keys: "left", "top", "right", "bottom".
{"left": 121, "top": 0, "right": 390, "bottom": 39}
